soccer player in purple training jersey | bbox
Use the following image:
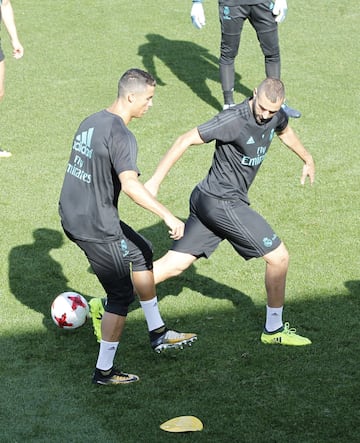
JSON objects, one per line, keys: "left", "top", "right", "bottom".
{"left": 59, "top": 69, "right": 196, "bottom": 385}
{"left": 146, "top": 77, "right": 315, "bottom": 346}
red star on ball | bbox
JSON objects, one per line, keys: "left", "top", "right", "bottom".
{"left": 68, "top": 294, "right": 86, "bottom": 310}
{"left": 55, "top": 313, "right": 73, "bottom": 328}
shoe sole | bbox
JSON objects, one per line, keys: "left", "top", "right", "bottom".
{"left": 261, "top": 336, "right": 311, "bottom": 346}
{"left": 93, "top": 380, "right": 139, "bottom": 385}
{"left": 153, "top": 336, "right": 197, "bottom": 354}
{"left": 93, "top": 375, "right": 140, "bottom": 385}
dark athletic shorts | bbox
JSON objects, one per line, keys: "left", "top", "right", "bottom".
{"left": 171, "top": 187, "right": 281, "bottom": 261}
{"left": 0, "top": 45, "right": 4, "bottom": 62}
{"left": 64, "top": 221, "right": 153, "bottom": 316}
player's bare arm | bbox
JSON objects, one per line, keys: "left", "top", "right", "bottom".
{"left": 119, "top": 170, "right": 185, "bottom": 240}
{"left": 1, "top": 0, "right": 23, "bottom": 59}
{"left": 145, "top": 127, "right": 204, "bottom": 195}
{"left": 277, "top": 125, "right": 315, "bottom": 185}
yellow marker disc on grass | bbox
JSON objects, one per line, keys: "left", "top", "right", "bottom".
{"left": 160, "top": 416, "right": 203, "bottom": 433}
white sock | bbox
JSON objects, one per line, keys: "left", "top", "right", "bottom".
{"left": 265, "top": 305, "right": 283, "bottom": 333}
{"left": 140, "top": 297, "right": 164, "bottom": 332}
{"left": 96, "top": 340, "right": 119, "bottom": 371}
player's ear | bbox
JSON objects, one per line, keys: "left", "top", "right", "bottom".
{"left": 253, "top": 88, "right": 257, "bottom": 98}
{"left": 128, "top": 93, "right": 136, "bottom": 104}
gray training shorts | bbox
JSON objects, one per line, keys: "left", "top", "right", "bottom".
{"left": 64, "top": 221, "right": 153, "bottom": 316}
{"left": 171, "top": 187, "right": 281, "bottom": 261}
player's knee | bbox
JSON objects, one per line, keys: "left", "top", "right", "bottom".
{"left": 264, "top": 242, "right": 289, "bottom": 268}
{"left": 220, "top": 32, "right": 240, "bottom": 61}
{"left": 277, "top": 245, "right": 289, "bottom": 268}
{"left": 264, "top": 53, "right": 280, "bottom": 70}
{"left": 279, "top": 248, "right": 289, "bottom": 268}
{"left": 220, "top": 51, "right": 237, "bottom": 64}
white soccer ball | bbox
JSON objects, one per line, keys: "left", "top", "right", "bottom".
{"left": 51, "top": 292, "right": 89, "bottom": 329}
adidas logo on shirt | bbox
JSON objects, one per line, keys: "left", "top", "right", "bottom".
{"left": 246, "top": 136, "right": 255, "bottom": 144}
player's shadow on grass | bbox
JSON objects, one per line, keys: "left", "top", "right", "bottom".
{"left": 344, "top": 279, "right": 360, "bottom": 297}
{"left": 138, "top": 34, "right": 252, "bottom": 111}
{"left": 8, "top": 228, "right": 86, "bottom": 330}
{"left": 8, "top": 224, "right": 254, "bottom": 332}
{"left": 130, "top": 221, "right": 254, "bottom": 312}
{"left": 2, "top": 283, "right": 360, "bottom": 441}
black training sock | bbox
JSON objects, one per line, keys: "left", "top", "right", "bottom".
{"left": 149, "top": 325, "right": 166, "bottom": 340}
{"left": 220, "top": 62, "right": 235, "bottom": 104}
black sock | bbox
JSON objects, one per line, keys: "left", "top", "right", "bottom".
{"left": 223, "top": 90, "right": 234, "bottom": 105}
{"left": 98, "top": 367, "right": 112, "bottom": 376}
{"left": 149, "top": 325, "right": 166, "bottom": 339}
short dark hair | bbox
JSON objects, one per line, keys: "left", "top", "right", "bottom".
{"left": 118, "top": 68, "right": 156, "bottom": 98}
{"left": 257, "top": 78, "right": 285, "bottom": 103}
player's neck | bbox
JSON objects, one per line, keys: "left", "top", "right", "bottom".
{"left": 106, "top": 100, "right": 131, "bottom": 125}
{"left": 248, "top": 97, "right": 254, "bottom": 113}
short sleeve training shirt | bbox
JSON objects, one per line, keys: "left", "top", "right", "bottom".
{"left": 197, "top": 98, "right": 288, "bottom": 204}
{"left": 59, "top": 110, "right": 140, "bottom": 242}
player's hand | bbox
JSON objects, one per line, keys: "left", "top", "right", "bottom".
{"left": 12, "top": 40, "right": 24, "bottom": 59}
{"left": 164, "top": 215, "right": 185, "bottom": 240}
{"left": 300, "top": 161, "right": 315, "bottom": 186}
{"left": 191, "top": 1, "right": 206, "bottom": 29}
{"left": 272, "top": 0, "right": 288, "bottom": 23}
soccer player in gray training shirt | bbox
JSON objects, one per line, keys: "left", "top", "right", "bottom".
{"left": 146, "top": 77, "right": 315, "bottom": 347}
{"left": 190, "top": 0, "right": 301, "bottom": 117}
{"left": 59, "top": 69, "right": 196, "bottom": 386}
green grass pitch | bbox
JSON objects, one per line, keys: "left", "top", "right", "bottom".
{"left": 1, "top": 1, "right": 359, "bottom": 442}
